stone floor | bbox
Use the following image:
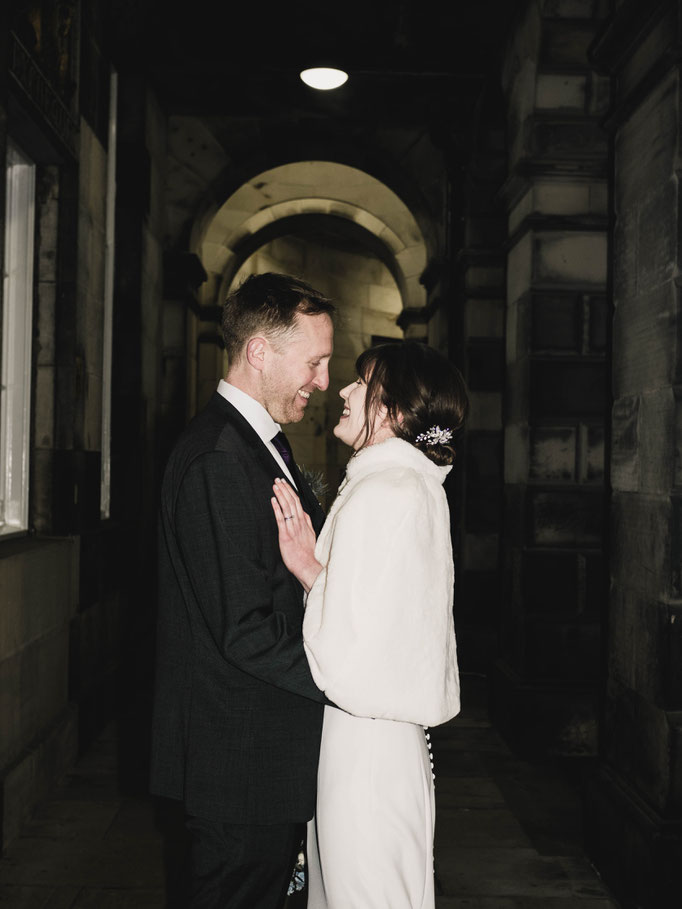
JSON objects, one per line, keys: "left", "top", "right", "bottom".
{"left": 0, "top": 677, "right": 620, "bottom": 908}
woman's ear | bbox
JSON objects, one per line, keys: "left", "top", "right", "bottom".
{"left": 374, "top": 403, "right": 389, "bottom": 426}
{"left": 245, "top": 336, "right": 267, "bottom": 371}
{"left": 372, "top": 404, "right": 397, "bottom": 443}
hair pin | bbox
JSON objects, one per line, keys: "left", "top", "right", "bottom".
{"left": 415, "top": 425, "right": 453, "bottom": 446}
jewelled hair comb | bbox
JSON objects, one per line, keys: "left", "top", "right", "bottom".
{"left": 415, "top": 425, "right": 453, "bottom": 446}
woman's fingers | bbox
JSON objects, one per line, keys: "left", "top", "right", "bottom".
{"left": 271, "top": 493, "right": 284, "bottom": 523}
{"left": 272, "top": 487, "right": 297, "bottom": 532}
{"left": 272, "top": 479, "right": 306, "bottom": 540}
{"left": 273, "top": 477, "right": 301, "bottom": 518}
{"left": 271, "top": 494, "right": 290, "bottom": 535}
{"left": 271, "top": 479, "right": 320, "bottom": 591}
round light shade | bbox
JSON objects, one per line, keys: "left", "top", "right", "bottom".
{"left": 300, "top": 67, "right": 348, "bottom": 90}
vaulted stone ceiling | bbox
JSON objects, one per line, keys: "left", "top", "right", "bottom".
{"left": 107, "top": 0, "right": 519, "bottom": 122}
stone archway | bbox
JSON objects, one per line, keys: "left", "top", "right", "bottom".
{"left": 185, "top": 161, "right": 430, "bottom": 495}
{"left": 193, "top": 160, "right": 428, "bottom": 315}
{"left": 230, "top": 217, "right": 405, "bottom": 499}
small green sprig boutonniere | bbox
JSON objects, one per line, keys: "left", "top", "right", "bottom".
{"left": 300, "top": 466, "right": 329, "bottom": 505}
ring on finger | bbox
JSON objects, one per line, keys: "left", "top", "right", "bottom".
{"left": 284, "top": 515, "right": 294, "bottom": 521}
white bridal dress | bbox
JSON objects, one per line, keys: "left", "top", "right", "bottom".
{"left": 302, "top": 438, "right": 461, "bottom": 909}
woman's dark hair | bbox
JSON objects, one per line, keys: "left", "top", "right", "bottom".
{"left": 355, "top": 341, "right": 468, "bottom": 466}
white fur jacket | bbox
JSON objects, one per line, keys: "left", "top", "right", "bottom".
{"left": 304, "top": 436, "right": 461, "bottom": 727}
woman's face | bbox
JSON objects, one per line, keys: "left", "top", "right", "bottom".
{"left": 333, "top": 373, "right": 394, "bottom": 450}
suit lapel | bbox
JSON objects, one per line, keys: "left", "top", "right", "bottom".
{"left": 212, "top": 393, "right": 282, "bottom": 479}
{"left": 287, "top": 460, "right": 325, "bottom": 532}
{"left": 211, "top": 393, "right": 325, "bottom": 529}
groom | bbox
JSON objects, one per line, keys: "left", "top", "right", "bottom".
{"left": 150, "top": 273, "right": 335, "bottom": 907}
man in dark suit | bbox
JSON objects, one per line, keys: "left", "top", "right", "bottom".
{"left": 150, "top": 273, "right": 335, "bottom": 908}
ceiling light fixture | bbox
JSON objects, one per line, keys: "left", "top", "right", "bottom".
{"left": 300, "top": 67, "right": 348, "bottom": 90}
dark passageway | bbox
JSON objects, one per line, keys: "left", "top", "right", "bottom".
{"left": 1, "top": 1, "right": 681, "bottom": 907}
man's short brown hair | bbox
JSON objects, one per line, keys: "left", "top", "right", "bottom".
{"left": 222, "top": 273, "right": 335, "bottom": 363}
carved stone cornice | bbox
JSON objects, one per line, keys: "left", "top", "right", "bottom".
{"left": 455, "top": 247, "right": 506, "bottom": 270}
{"left": 396, "top": 299, "right": 441, "bottom": 329}
{"left": 163, "top": 252, "right": 215, "bottom": 320}
{"left": 590, "top": 0, "right": 676, "bottom": 74}
{"left": 8, "top": 32, "right": 78, "bottom": 159}
{"left": 506, "top": 213, "right": 609, "bottom": 253}
{"left": 499, "top": 156, "right": 609, "bottom": 214}
{"left": 419, "top": 258, "right": 448, "bottom": 294}
{"left": 163, "top": 252, "right": 208, "bottom": 295}
{"left": 590, "top": 0, "right": 682, "bottom": 130}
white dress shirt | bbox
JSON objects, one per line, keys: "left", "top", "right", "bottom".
{"left": 217, "top": 380, "right": 296, "bottom": 486}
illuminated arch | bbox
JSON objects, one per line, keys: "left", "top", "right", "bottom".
{"left": 195, "top": 161, "right": 428, "bottom": 312}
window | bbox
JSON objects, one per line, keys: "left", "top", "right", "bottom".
{"left": 1, "top": 141, "right": 35, "bottom": 535}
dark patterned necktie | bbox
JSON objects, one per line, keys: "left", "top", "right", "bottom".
{"left": 271, "top": 430, "right": 294, "bottom": 468}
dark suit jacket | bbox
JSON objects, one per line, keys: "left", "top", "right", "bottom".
{"left": 150, "top": 392, "right": 326, "bottom": 823}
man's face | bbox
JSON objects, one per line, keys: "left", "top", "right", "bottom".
{"left": 260, "top": 313, "right": 334, "bottom": 424}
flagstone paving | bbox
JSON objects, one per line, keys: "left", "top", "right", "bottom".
{"left": 0, "top": 677, "right": 620, "bottom": 908}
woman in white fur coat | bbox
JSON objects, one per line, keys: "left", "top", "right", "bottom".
{"left": 271, "top": 340, "right": 468, "bottom": 909}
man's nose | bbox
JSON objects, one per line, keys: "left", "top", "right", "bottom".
{"left": 313, "top": 365, "right": 329, "bottom": 391}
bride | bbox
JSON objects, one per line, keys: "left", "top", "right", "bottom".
{"left": 271, "top": 340, "right": 468, "bottom": 909}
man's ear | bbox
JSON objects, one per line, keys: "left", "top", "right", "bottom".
{"left": 245, "top": 337, "right": 267, "bottom": 372}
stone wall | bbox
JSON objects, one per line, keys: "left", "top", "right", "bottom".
{"left": 454, "top": 85, "right": 507, "bottom": 672}
{"left": 493, "top": 0, "right": 609, "bottom": 754}
{"left": 0, "top": 7, "right": 86, "bottom": 848}
{"left": 0, "top": 538, "right": 78, "bottom": 848}
{"left": 587, "top": 3, "right": 682, "bottom": 905}
{"left": 65, "top": 114, "right": 119, "bottom": 748}
{"left": 0, "top": 6, "right": 163, "bottom": 848}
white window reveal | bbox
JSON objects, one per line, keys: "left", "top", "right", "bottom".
{"left": 100, "top": 68, "right": 118, "bottom": 519}
{"left": 1, "top": 141, "right": 36, "bottom": 535}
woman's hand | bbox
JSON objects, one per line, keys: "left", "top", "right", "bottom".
{"left": 271, "top": 478, "right": 323, "bottom": 593}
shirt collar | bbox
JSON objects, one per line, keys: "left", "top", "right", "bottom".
{"left": 217, "top": 380, "right": 281, "bottom": 446}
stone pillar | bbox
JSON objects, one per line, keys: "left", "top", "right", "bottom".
{"left": 113, "top": 74, "right": 166, "bottom": 553}
{"left": 454, "top": 88, "right": 507, "bottom": 671}
{"left": 587, "top": 3, "right": 682, "bottom": 905}
{"left": 159, "top": 252, "right": 207, "bottom": 462}
{"left": 493, "top": 0, "right": 610, "bottom": 754}
{"left": 104, "top": 73, "right": 167, "bottom": 762}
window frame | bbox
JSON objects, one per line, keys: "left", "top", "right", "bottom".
{"left": 0, "top": 140, "right": 36, "bottom": 536}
